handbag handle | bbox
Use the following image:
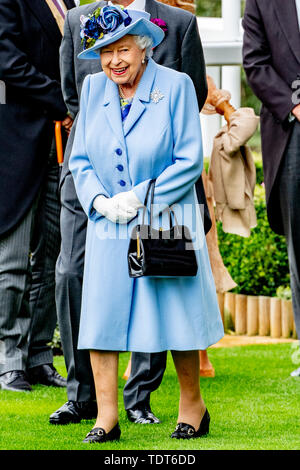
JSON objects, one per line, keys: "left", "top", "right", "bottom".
{"left": 142, "top": 179, "right": 156, "bottom": 226}
{"left": 142, "top": 179, "right": 179, "bottom": 230}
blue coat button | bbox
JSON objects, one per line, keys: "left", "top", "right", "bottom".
{"left": 116, "top": 164, "right": 124, "bottom": 171}
{"left": 116, "top": 148, "right": 122, "bottom": 156}
{"left": 119, "top": 180, "right": 126, "bottom": 187}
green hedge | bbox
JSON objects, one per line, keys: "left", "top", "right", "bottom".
{"left": 217, "top": 184, "right": 290, "bottom": 297}
{"left": 195, "top": 1, "right": 246, "bottom": 17}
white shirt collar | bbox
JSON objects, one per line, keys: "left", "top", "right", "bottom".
{"left": 108, "top": 0, "right": 146, "bottom": 11}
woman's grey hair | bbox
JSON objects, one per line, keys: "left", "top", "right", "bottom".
{"left": 133, "top": 35, "right": 153, "bottom": 59}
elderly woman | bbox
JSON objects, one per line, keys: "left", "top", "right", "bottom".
{"left": 69, "top": 5, "right": 224, "bottom": 444}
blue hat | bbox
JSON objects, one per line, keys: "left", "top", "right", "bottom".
{"left": 78, "top": 5, "right": 165, "bottom": 60}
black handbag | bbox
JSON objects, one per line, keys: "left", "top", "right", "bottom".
{"left": 128, "top": 179, "right": 198, "bottom": 278}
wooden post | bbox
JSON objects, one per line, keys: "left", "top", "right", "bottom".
{"left": 258, "top": 296, "right": 270, "bottom": 336}
{"left": 281, "top": 299, "right": 293, "bottom": 338}
{"left": 217, "top": 292, "right": 225, "bottom": 326}
{"left": 270, "top": 297, "right": 281, "bottom": 338}
{"left": 224, "top": 292, "right": 235, "bottom": 330}
{"left": 235, "top": 294, "right": 247, "bottom": 334}
{"left": 247, "top": 295, "right": 259, "bottom": 336}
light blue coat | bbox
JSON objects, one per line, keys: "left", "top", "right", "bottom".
{"left": 69, "top": 58, "right": 224, "bottom": 352}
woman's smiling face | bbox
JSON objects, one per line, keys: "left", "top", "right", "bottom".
{"left": 100, "top": 35, "right": 146, "bottom": 88}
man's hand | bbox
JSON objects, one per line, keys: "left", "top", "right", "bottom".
{"left": 62, "top": 115, "right": 73, "bottom": 135}
{"left": 292, "top": 104, "right": 300, "bottom": 122}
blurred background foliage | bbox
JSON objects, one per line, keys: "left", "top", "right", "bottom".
{"left": 195, "top": 0, "right": 246, "bottom": 17}
{"left": 196, "top": 0, "right": 222, "bottom": 16}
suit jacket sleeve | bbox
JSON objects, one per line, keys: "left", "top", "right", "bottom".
{"left": 0, "top": 0, "right": 66, "bottom": 119}
{"left": 242, "top": 0, "right": 294, "bottom": 122}
{"left": 181, "top": 15, "right": 207, "bottom": 112}
{"left": 133, "top": 73, "right": 203, "bottom": 213}
{"left": 69, "top": 75, "right": 110, "bottom": 221}
{"left": 60, "top": 11, "right": 78, "bottom": 119}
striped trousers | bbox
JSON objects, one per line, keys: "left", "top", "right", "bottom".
{"left": 0, "top": 138, "right": 61, "bottom": 373}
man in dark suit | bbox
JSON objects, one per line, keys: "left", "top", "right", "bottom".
{"left": 0, "top": 0, "right": 76, "bottom": 392}
{"left": 243, "top": 0, "right": 300, "bottom": 376}
{"left": 51, "top": 0, "right": 209, "bottom": 424}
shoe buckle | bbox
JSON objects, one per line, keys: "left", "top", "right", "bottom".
{"left": 97, "top": 429, "right": 104, "bottom": 436}
{"left": 187, "top": 427, "right": 194, "bottom": 436}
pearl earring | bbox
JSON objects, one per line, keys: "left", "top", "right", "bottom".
{"left": 142, "top": 58, "right": 145, "bottom": 64}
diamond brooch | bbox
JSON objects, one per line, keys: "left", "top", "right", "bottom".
{"left": 150, "top": 88, "right": 164, "bottom": 104}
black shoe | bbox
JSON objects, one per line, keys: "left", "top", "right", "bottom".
{"left": 171, "top": 409, "right": 210, "bottom": 439}
{"left": 49, "top": 400, "right": 98, "bottom": 425}
{"left": 83, "top": 423, "right": 121, "bottom": 444}
{"left": 28, "top": 364, "right": 66, "bottom": 388}
{"left": 127, "top": 403, "right": 160, "bottom": 424}
{"left": 0, "top": 370, "right": 32, "bottom": 392}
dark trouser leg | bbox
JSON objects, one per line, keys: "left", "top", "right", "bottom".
{"left": 27, "top": 138, "right": 61, "bottom": 369}
{"left": 278, "top": 121, "right": 300, "bottom": 340}
{"left": 0, "top": 203, "right": 37, "bottom": 374}
{"left": 55, "top": 174, "right": 95, "bottom": 402}
{"left": 123, "top": 351, "right": 167, "bottom": 410}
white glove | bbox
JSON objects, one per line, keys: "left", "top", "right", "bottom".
{"left": 93, "top": 194, "right": 138, "bottom": 224}
{"left": 111, "top": 190, "right": 144, "bottom": 212}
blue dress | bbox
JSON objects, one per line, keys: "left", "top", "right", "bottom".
{"left": 69, "top": 58, "right": 224, "bottom": 352}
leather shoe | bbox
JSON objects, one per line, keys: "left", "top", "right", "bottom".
{"left": 28, "top": 364, "right": 66, "bottom": 387}
{"left": 49, "top": 400, "right": 98, "bottom": 425}
{"left": 0, "top": 370, "right": 32, "bottom": 392}
{"left": 171, "top": 409, "right": 210, "bottom": 439}
{"left": 83, "top": 423, "right": 121, "bottom": 443}
{"left": 127, "top": 403, "right": 160, "bottom": 424}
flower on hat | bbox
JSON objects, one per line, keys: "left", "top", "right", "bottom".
{"left": 99, "top": 5, "right": 131, "bottom": 32}
{"left": 150, "top": 18, "right": 168, "bottom": 34}
{"left": 80, "top": 5, "right": 132, "bottom": 51}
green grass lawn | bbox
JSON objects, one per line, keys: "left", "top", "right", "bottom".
{"left": 0, "top": 343, "right": 299, "bottom": 450}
